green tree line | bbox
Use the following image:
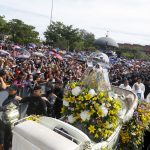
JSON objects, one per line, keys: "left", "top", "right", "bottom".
{"left": 0, "top": 16, "right": 39, "bottom": 44}
{"left": 0, "top": 15, "right": 149, "bottom": 60}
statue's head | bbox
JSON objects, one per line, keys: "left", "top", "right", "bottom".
{"left": 87, "top": 51, "right": 110, "bottom": 69}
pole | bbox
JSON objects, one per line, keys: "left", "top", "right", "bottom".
{"left": 50, "top": 0, "right": 54, "bottom": 26}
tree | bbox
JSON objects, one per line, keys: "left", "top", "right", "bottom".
{"left": 79, "top": 29, "right": 95, "bottom": 49}
{"left": 44, "top": 21, "right": 81, "bottom": 50}
{"left": 7, "top": 19, "right": 39, "bottom": 44}
{"left": 0, "top": 16, "right": 8, "bottom": 40}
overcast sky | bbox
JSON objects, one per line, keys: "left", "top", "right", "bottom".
{"left": 0, "top": 0, "right": 150, "bottom": 45}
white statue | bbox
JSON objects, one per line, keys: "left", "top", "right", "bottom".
{"left": 83, "top": 52, "right": 111, "bottom": 92}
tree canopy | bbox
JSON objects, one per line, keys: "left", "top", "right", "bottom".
{"left": 0, "top": 16, "right": 8, "bottom": 39}
{"left": 44, "top": 21, "right": 95, "bottom": 50}
{"left": 0, "top": 16, "right": 39, "bottom": 44}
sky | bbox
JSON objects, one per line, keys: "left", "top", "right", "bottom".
{"left": 0, "top": 0, "right": 150, "bottom": 45}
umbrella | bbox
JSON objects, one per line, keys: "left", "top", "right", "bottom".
{"left": 49, "top": 51, "right": 55, "bottom": 55}
{"left": 65, "top": 54, "right": 72, "bottom": 58}
{"left": 33, "top": 52, "right": 45, "bottom": 57}
{"left": 13, "top": 45, "right": 21, "bottom": 49}
{"left": 16, "top": 55, "right": 30, "bottom": 59}
{"left": 28, "top": 43, "right": 37, "bottom": 48}
{"left": 0, "top": 50, "right": 10, "bottom": 56}
{"left": 53, "top": 53, "right": 63, "bottom": 60}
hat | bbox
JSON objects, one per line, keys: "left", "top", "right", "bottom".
{"left": 8, "top": 85, "right": 18, "bottom": 91}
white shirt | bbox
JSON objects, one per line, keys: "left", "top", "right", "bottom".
{"left": 132, "top": 82, "right": 145, "bottom": 93}
{"left": 119, "top": 84, "right": 132, "bottom": 91}
{"left": 146, "top": 93, "right": 150, "bottom": 103}
{"left": 132, "top": 82, "right": 145, "bottom": 100}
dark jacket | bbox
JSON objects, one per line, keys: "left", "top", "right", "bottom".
{"left": 21, "top": 96, "right": 48, "bottom": 116}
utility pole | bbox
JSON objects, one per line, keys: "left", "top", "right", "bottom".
{"left": 50, "top": 0, "right": 54, "bottom": 26}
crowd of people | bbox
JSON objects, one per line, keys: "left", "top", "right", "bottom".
{"left": 0, "top": 44, "right": 150, "bottom": 150}
{"left": 109, "top": 59, "right": 150, "bottom": 100}
{"left": 0, "top": 44, "right": 87, "bottom": 150}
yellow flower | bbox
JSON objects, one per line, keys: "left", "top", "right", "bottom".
{"left": 109, "top": 110, "right": 116, "bottom": 115}
{"left": 113, "top": 102, "right": 121, "bottom": 111}
{"left": 89, "top": 109, "right": 95, "bottom": 115}
{"left": 61, "top": 107, "right": 65, "bottom": 113}
{"left": 88, "top": 125, "right": 96, "bottom": 134}
{"left": 64, "top": 97, "right": 69, "bottom": 102}
{"left": 141, "top": 115, "right": 147, "bottom": 123}
{"left": 81, "top": 104, "right": 85, "bottom": 109}
{"left": 75, "top": 113, "right": 81, "bottom": 119}
{"left": 75, "top": 105, "right": 80, "bottom": 111}
{"left": 99, "top": 92, "right": 104, "bottom": 98}
{"left": 94, "top": 133, "right": 99, "bottom": 139}
{"left": 84, "top": 94, "right": 92, "bottom": 100}
{"left": 26, "top": 115, "right": 40, "bottom": 122}
{"left": 101, "top": 129, "right": 108, "bottom": 139}
{"left": 92, "top": 96, "right": 98, "bottom": 101}
{"left": 94, "top": 103, "right": 99, "bottom": 111}
{"left": 71, "top": 83, "right": 76, "bottom": 89}
{"left": 68, "top": 97, "right": 75, "bottom": 102}
{"left": 107, "top": 97, "right": 112, "bottom": 102}
{"left": 77, "top": 95, "right": 84, "bottom": 101}
{"left": 102, "top": 122, "right": 109, "bottom": 128}
{"left": 97, "top": 109, "right": 103, "bottom": 117}
{"left": 120, "top": 131, "right": 130, "bottom": 143}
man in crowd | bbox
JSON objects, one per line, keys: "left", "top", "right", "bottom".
{"left": 0, "top": 85, "right": 21, "bottom": 150}
{"left": 119, "top": 79, "right": 132, "bottom": 91}
{"left": 132, "top": 78, "right": 145, "bottom": 100}
{"left": 20, "top": 86, "right": 51, "bottom": 116}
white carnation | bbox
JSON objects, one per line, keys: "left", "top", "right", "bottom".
{"left": 108, "top": 124, "right": 113, "bottom": 129}
{"left": 88, "top": 89, "right": 96, "bottom": 97}
{"left": 100, "top": 106, "right": 108, "bottom": 117}
{"left": 72, "top": 86, "right": 81, "bottom": 96}
{"left": 80, "top": 110, "right": 91, "bottom": 121}
{"left": 68, "top": 115, "right": 76, "bottom": 123}
{"left": 63, "top": 100, "right": 69, "bottom": 107}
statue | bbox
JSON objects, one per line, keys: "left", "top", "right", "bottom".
{"left": 83, "top": 52, "right": 111, "bottom": 92}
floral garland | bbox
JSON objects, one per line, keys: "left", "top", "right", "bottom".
{"left": 119, "top": 101, "right": 150, "bottom": 149}
{"left": 61, "top": 82, "right": 122, "bottom": 142}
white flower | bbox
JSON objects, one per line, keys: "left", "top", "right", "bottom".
{"left": 114, "top": 94, "right": 118, "bottom": 99}
{"left": 108, "top": 124, "right": 113, "bottom": 129}
{"left": 63, "top": 100, "right": 69, "bottom": 107}
{"left": 118, "top": 108, "right": 126, "bottom": 119}
{"left": 80, "top": 110, "right": 91, "bottom": 121}
{"left": 68, "top": 115, "right": 76, "bottom": 123}
{"left": 72, "top": 86, "right": 81, "bottom": 96}
{"left": 100, "top": 106, "right": 108, "bottom": 117}
{"left": 88, "top": 89, "right": 96, "bottom": 97}
{"left": 102, "top": 103, "right": 105, "bottom": 106}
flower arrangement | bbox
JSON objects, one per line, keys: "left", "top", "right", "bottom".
{"left": 26, "top": 115, "right": 40, "bottom": 122}
{"left": 119, "top": 101, "right": 150, "bottom": 149}
{"left": 62, "top": 82, "right": 122, "bottom": 142}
